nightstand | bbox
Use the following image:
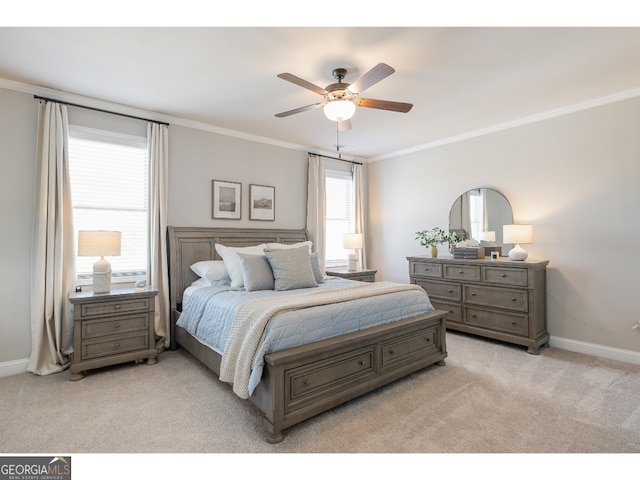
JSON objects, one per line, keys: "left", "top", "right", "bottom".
{"left": 325, "top": 268, "right": 377, "bottom": 282}
{"left": 68, "top": 288, "right": 159, "bottom": 381}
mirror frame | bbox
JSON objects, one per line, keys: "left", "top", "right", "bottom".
{"left": 448, "top": 188, "right": 513, "bottom": 256}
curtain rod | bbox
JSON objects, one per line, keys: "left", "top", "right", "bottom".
{"left": 308, "top": 152, "right": 362, "bottom": 165}
{"left": 34, "top": 95, "right": 170, "bottom": 126}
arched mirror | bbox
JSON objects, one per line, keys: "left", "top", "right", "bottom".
{"left": 449, "top": 188, "right": 513, "bottom": 256}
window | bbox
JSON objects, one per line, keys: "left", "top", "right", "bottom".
{"left": 68, "top": 126, "right": 148, "bottom": 282}
{"left": 324, "top": 168, "right": 354, "bottom": 267}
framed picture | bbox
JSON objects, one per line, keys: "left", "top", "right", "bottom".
{"left": 249, "top": 184, "right": 275, "bottom": 221}
{"left": 212, "top": 180, "right": 241, "bottom": 220}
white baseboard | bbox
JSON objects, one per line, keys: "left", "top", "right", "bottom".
{"left": 549, "top": 336, "right": 640, "bottom": 366}
{"left": 0, "top": 358, "right": 29, "bottom": 378}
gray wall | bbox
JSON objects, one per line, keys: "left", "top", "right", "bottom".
{"left": 367, "top": 95, "right": 640, "bottom": 357}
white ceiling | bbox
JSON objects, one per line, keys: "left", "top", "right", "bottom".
{"left": 2, "top": 27, "right": 640, "bottom": 160}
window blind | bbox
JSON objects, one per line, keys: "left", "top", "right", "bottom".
{"left": 68, "top": 126, "right": 148, "bottom": 280}
{"left": 325, "top": 168, "right": 354, "bottom": 266}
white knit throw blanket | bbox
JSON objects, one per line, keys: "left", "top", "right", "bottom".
{"left": 219, "top": 281, "right": 426, "bottom": 399}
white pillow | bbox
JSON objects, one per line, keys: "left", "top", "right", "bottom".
{"left": 215, "top": 243, "right": 267, "bottom": 289}
{"left": 265, "top": 240, "right": 313, "bottom": 253}
{"left": 190, "top": 260, "right": 230, "bottom": 285}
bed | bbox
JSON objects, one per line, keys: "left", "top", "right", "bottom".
{"left": 167, "top": 226, "right": 447, "bottom": 443}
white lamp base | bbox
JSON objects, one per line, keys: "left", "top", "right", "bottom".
{"left": 508, "top": 243, "right": 528, "bottom": 261}
{"left": 347, "top": 252, "right": 357, "bottom": 271}
{"left": 93, "top": 256, "right": 112, "bottom": 293}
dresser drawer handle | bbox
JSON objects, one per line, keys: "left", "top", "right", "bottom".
{"left": 114, "top": 323, "right": 121, "bottom": 329}
{"left": 459, "top": 270, "right": 464, "bottom": 274}
{"left": 114, "top": 343, "right": 120, "bottom": 348}
{"left": 389, "top": 349, "right": 395, "bottom": 355}
{"left": 303, "top": 379, "right": 310, "bottom": 386}
{"left": 114, "top": 304, "right": 121, "bottom": 310}
{"left": 471, "top": 293, "right": 476, "bottom": 296}
{"left": 359, "top": 360, "right": 366, "bottom": 366}
{"left": 511, "top": 298, "right": 517, "bottom": 301}
{"left": 501, "top": 274, "right": 507, "bottom": 278}
{"left": 471, "top": 314, "right": 477, "bottom": 318}
{"left": 448, "top": 289, "right": 453, "bottom": 293}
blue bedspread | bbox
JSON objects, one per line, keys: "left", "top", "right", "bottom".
{"left": 177, "top": 277, "right": 434, "bottom": 395}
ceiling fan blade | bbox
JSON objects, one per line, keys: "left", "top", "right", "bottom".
{"left": 356, "top": 97, "right": 413, "bottom": 113}
{"left": 277, "top": 73, "right": 327, "bottom": 95}
{"left": 347, "top": 63, "right": 395, "bottom": 94}
{"left": 275, "top": 103, "right": 325, "bottom": 118}
{"left": 338, "top": 119, "right": 352, "bottom": 132}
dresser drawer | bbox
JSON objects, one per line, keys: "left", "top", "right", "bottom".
{"left": 82, "top": 313, "right": 151, "bottom": 339}
{"left": 464, "top": 284, "right": 528, "bottom": 312}
{"left": 81, "top": 331, "right": 150, "bottom": 360}
{"left": 415, "top": 279, "right": 461, "bottom": 302}
{"left": 79, "top": 297, "right": 151, "bottom": 319}
{"left": 410, "top": 261, "right": 442, "bottom": 278}
{"left": 465, "top": 307, "right": 528, "bottom": 336}
{"left": 430, "top": 300, "right": 462, "bottom": 324}
{"left": 482, "top": 266, "right": 528, "bottom": 287}
{"left": 443, "top": 264, "right": 481, "bottom": 282}
{"left": 286, "top": 347, "right": 374, "bottom": 406}
{"left": 381, "top": 327, "right": 439, "bottom": 369}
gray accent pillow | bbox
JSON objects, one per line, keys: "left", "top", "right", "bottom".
{"left": 264, "top": 246, "right": 318, "bottom": 291}
{"left": 237, "top": 253, "right": 274, "bottom": 292}
{"left": 309, "top": 252, "right": 324, "bottom": 284}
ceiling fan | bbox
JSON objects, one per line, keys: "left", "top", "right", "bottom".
{"left": 275, "top": 63, "right": 413, "bottom": 131}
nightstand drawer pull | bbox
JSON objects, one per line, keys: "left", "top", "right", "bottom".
{"left": 359, "top": 360, "right": 366, "bottom": 366}
{"left": 303, "top": 379, "right": 310, "bottom": 386}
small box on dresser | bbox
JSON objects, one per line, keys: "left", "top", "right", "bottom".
{"left": 407, "top": 256, "right": 549, "bottom": 354}
{"left": 69, "top": 288, "right": 159, "bottom": 380}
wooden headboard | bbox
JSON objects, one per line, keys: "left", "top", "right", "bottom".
{"left": 166, "top": 226, "right": 309, "bottom": 312}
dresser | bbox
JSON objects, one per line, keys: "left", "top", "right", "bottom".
{"left": 407, "top": 256, "right": 549, "bottom": 354}
{"left": 69, "top": 288, "right": 159, "bottom": 380}
{"left": 325, "top": 268, "right": 377, "bottom": 282}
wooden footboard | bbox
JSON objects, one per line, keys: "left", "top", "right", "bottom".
{"left": 174, "top": 308, "right": 447, "bottom": 443}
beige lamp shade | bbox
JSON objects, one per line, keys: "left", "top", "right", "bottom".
{"left": 78, "top": 230, "right": 121, "bottom": 257}
{"left": 503, "top": 224, "right": 533, "bottom": 261}
{"left": 343, "top": 233, "right": 363, "bottom": 250}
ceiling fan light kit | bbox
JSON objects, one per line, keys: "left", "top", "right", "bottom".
{"left": 275, "top": 63, "right": 413, "bottom": 129}
{"left": 323, "top": 100, "right": 356, "bottom": 122}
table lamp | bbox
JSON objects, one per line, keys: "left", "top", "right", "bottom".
{"left": 78, "top": 230, "right": 121, "bottom": 293}
{"left": 343, "top": 233, "right": 363, "bottom": 271}
{"left": 503, "top": 224, "right": 533, "bottom": 261}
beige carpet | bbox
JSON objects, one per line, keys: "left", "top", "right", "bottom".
{"left": 1, "top": 331, "right": 639, "bottom": 455}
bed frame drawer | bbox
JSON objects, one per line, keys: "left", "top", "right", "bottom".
{"left": 381, "top": 327, "right": 439, "bottom": 369}
{"left": 285, "top": 347, "right": 375, "bottom": 408}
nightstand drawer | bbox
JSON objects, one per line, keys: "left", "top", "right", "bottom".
{"left": 410, "top": 262, "right": 442, "bottom": 278}
{"left": 79, "top": 297, "right": 151, "bottom": 319}
{"left": 444, "top": 264, "right": 481, "bottom": 282}
{"left": 482, "top": 266, "right": 528, "bottom": 287}
{"left": 415, "top": 279, "right": 461, "bottom": 302}
{"left": 465, "top": 307, "right": 528, "bottom": 336}
{"left": 81, "top": 332, "right": 150, "bottom": 360}
{"left": 464, "top": 284, "right": 528, "bottom": 312}
{"left": 82, "top": 313, "right": 151, "bottom": 339}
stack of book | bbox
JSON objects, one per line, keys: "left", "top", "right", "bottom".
{"left": 453, "top": 247, "right": 485, "bottom": 259}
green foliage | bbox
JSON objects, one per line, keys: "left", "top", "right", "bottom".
{"left": 415, "top": 227, "right": 462, "bottom": 248}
